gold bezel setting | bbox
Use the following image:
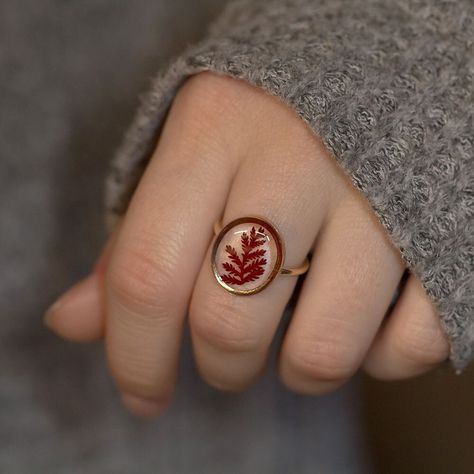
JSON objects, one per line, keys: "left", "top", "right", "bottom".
{"left": 211, "top": 216, "right": 285, "bottom": 296}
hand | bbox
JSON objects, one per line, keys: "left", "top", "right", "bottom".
{"left": 45, "top": 73, "right": 450, "bottom": 417}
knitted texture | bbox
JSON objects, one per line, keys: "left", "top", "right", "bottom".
{"left": 106, "top": 0, "right": 474, "bottom": 369}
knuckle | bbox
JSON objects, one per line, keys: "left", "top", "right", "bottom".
{"left": 182, "top": 72, "right": 242, "bottom": 116}
{"left": 285, "top": 318, "right": 360, "bottom": 381}
{"left": 191, "top": 296, "right": 262, "bottom": 353}
{"left": 286, "top": 340, "right": 357, "bottom": 382}
{"left": 107, "top": 243, "right": 179, "bottom": 316}
{"left": 394, "top": 320, "right": 449, "bottom": 366}
{"left": 176, "top": 73, "right": 250, "bottom": 141}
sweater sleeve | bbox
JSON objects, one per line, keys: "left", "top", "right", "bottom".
{"left": 105, "top": 0, "right": 474, "bottom": 370}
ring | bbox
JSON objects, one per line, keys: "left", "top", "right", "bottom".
{"left": 211, "top": 216, "right": 310, "bottom": 295}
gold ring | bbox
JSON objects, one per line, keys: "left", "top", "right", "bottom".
{"left": 211, "top": 216, "right": 310, "bottom": 295}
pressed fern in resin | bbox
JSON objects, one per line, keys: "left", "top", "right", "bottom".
{"left": 220, "top": 226, "right": 267, "bottom": 285}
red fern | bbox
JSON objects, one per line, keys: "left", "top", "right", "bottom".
{"left": 220, "top": 226, "right": 267, "bottom": 285}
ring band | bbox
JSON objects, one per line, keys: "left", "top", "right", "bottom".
{"left": 211, "top": 216, "right": 310, "bottom": 295}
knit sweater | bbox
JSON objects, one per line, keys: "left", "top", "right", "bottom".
{"left": 106, "top": 0, "right": 474, "bottom": 370}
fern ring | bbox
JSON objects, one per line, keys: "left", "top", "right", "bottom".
{"left": 211, "top": 216, "right": 309, "bottom": 295}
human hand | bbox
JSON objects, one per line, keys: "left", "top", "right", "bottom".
{"left": 45, "top": 73, "right": 450, "bottom": 417}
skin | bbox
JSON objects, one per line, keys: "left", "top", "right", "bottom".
{"left": 44, "top": 72, "right": 450, "bottom": 418}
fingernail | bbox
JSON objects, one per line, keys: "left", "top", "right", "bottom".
{"left": 121, "top": 392, "right": 170, "bottom": 418}
{"left": 44, "top": 273, "right": 101, "bottom": 334}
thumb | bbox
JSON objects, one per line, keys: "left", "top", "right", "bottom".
{"left": 44, "top": 219, "right": 123, "bottom": 342}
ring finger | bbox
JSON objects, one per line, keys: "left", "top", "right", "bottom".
{"left": 189, "top": 115, "right": 335, "bottom": 391}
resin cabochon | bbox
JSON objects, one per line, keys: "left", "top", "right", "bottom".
{"left": 212, "top": 219, "right": 284, "bottom": 294}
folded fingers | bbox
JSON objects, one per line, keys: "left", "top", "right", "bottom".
{"left": 45, "top": 72, "right": 451, "bottom": 418}
{"left": 278, "top": 191, "right": 406, "bottom": 393}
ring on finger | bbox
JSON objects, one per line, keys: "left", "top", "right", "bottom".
{"left": 212, "top": 216, "right": 310, "bottom": 296}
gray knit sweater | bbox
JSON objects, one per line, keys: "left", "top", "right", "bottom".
{"left": 106, "top": 0, "right": 474, "bottom": 369}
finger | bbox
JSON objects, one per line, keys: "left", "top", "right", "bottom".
{"left": 279, "top": 192, "right": 406, "bottom": 394}
{"left": 44, "top": 219, "right": 123, "bottom": 342}
{"left": 105, "top": 75, "right": 243, "bottom": 416}
{"left": 189, "top": 100, "right": 335, "bottom": 391}
{"left": 363, "top": 275, "right": 450, "bottom": 379}
{"left": 44, "top": 273, "right": 103, "bottom": 342}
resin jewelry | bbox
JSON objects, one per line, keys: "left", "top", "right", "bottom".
{"left": 211, "top": 216, "right": 309, "bottom": 295}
